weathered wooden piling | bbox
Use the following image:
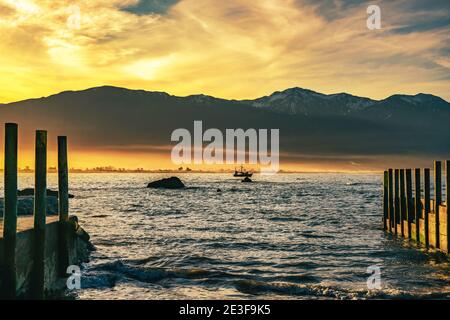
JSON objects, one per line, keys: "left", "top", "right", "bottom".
{"left": 446, "top": 161, "right": 450, "bottom": 254}
{"left": 3, "top": 123, "right": 18, "bottom": 298}
{"left": 1, "top": 124, "right": 92, "bottom": 299}
{"left": 383, "top": 162, "right": 450, "bottom": 256}
{"left": 388, "top": 169, "right": 394, "bottom": 232}
{"left": 58, "top": 136, "right": 70, "bottom": 275}
{"left": 33, "top": 130, "right": 47, "bottom": 299}
{"left": 400, "top": 169, "right": 406, "bottom": 236}
{"left": 383, "top": 171, "right": 388, "bottom": 230}
{"left": 424, "top": 168, "right": 431, "bottom": 248}
{"left": 414, "top": 169, "right": 421, "bottom": 243}
{"left": 406, "top": 169, "right": 413, "bottom": 239}
{"left": 394, "top": 169, "right": 400, "bottom": 234}
{"left": 434, "top": 161, "right": 442, "bottom": 249}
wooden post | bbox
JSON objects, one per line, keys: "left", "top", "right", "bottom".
{"left": 400, "top": 169, "right": 406, "bottom": 237}
{"left": 406, "top": 169, "right": 413, "bottom": 239}
{"left": 58, "top": 136, "right": 70, "bottom": 275}
{"left": 424, "top": 168, "right": 431, "bottom": 248}
{"left": 446, "top": 160, "right": 450, "bottom": 254}
{"left": 383, "top": 171, "right": 388, "bottom": 230}
{"left": 33, "top": 130, "right": 47, "bottom": 299}
{"left": 414, "top": 169, "right": 421, "bottom": 243}
{"left": 2, "top": 123, "right": 18, "bottom": 298}
{"left": 394, "top": 169, "right": 400, "bottom": 235}
{"left": 434, "top": 161, "right": 442, "bottom": 249}
{"left": 388, "top": 169, "right": 394, "bottom": 232}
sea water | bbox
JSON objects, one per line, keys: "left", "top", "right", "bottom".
{"left": 5, "top": 173, "right": 450, "bottom": 299}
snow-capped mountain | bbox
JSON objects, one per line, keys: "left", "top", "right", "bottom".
{"left": 239, "top": 87, "right": 450, "bottom": 119}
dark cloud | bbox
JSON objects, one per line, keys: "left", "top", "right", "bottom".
{"left": 299, "top": 0, "right": 368, "bottom": 21}
{"left": 391, "top": 17, "right": 450, "bottom": 34}
{"left": 121, "top": 0, "right": 180, "bottom": 15}
{"left": 400, "top": 0, "right": 450, "bottom": 12}
{"left": 439, "top": 46, "right": 450, "bottom": 56}
{"left": 300, "top": 0, "right": 450, "bottom": 35}
{"left": 388, "top": 0, "right": 450, "bottom": 34}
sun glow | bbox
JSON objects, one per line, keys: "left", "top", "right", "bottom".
{"left": 0, "top": 0, "right": 448, "bottom": 103}
{"left": 124, "top": 56, "right": 174, "bottom": 80}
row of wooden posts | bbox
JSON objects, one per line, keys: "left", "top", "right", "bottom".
{"left": 383, "top": 161, "right": 450, "bottom": 253}
{"left": 2, "top": 123, "right": 70, "bottom": 299}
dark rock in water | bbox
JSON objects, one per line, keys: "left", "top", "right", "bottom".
{"left": 66, "top": 215, "right": 95, "bottom": 265}
{"left": 18, "top": 188, "right": 75, "bottom": 198}
{"left": 69, "top": 215, "right": 94, "bottom": 249}
{"left": 2, "top": 190, "right": 70, "bottom": 216}
{"left": 217, "top": 188, "right": 222, "bottom": 192}
{"left": 147, "top": 177, "right": 185, "bottom": 189}
{"left": 242, "top": 177, "right": 253, "bottom": 183}
{"left": 0, "top": 196, "right": 59, "bottom": 216}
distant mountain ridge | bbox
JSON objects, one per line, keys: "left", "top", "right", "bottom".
{"left": 240, "top": 87, "right": 376, "bottom": 116}
{"left": 1, "top": 85, "right": 449, "bottom": 170}
{"left": 239, "top": 87, "right": 450, "bottom": 118}
{"left": 7, "top": 85, "right": 450, "bottom": 116}
{"left": 42, "top": 85, "right": 450, "bottom": 123}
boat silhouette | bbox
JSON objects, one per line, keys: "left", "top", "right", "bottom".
{"left": 233, "top": 166, "right": 253, "bottom": 178}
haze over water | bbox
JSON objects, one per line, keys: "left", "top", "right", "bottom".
{"left": 8, "top": 173, "right": 450, "bottom": 299}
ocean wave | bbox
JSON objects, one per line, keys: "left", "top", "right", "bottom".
{"left": 232, "top": 280, "right": 450, "bottom": 300}
{"left": 128, "top": 254, "right": 220, "bottom": 267}
{"left": 345, "top": 182, "right": 380, "bottom": 186}
{"left": 301, "top": 233, "right": 335, "bottom": 239}
{"left": 277, "top": 274, "right": 321, "bottom": 284}
{"left": 80, "top": 260, "right": 320, "bottom": 290}
{"left": 146, "top": 209, "right": 186, "bottom": 216}
{"left": 90, "top": 214, "right": 110, "bottom": 218}
{"left": 77, "top": 258, "right": 450, "bottom": 300}
{"left": 268, "top": 216, "right": 305, "bottom": 222}
{"left": 68, "top": 173, "right": 450, "bottom": 299}
{"left": 274, "top": 261, "right": 320, "bottom": 270}
{"left": 83, "top": 260, "right": 229, "bottom": 286}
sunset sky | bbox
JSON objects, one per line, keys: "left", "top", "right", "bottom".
{"left": 0, "top": 0, "right": 449, "bottom": 104}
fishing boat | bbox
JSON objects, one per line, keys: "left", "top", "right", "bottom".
{"left": 233, "top": 166, "right": 253, "bottom": 178}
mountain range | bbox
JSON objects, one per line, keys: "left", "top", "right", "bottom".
{"left": 241, "top": 87, "right": 450, "bottom": 119}
{"left": 1, "top": 86, "right": 449, "bottom": 169}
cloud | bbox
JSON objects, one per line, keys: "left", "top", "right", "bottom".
{"left": 385, "top": 0, "right": 450, "bottom": 34}
{"left": 0, "top": 2, "right": 16, "bottom": 16}
{"left": 0, "top": 0, "right": 449, "bottom": 103}
{"left": 121, "top": 0, "right": 180, "bottom": 15}
{"left": 299, "top": 0, "right": 368, "bottom": 21}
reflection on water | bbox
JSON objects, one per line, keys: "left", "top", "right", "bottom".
{"left": 4, "top": 173, "right": 450, "bottom": 299}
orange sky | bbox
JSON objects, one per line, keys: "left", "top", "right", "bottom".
{"left": 0, "top": 0, "right": 449, "bottom": 172}
{"left": 0, "top": 147, "right": 435, "bottom": 173}
{"left": 0, "top": 0, "right": 449, "bottom": 104}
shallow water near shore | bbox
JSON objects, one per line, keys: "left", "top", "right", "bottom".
{"left": 4, "top": 173, "right": 450, "bottom": 299}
